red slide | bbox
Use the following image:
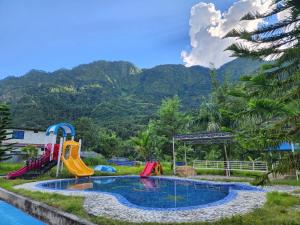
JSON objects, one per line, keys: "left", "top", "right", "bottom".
{"left": 140, "top": 162, "right": 156, "bottom": 177}
{"left": 6, "top": 144, "right": 59, "bottom": 179}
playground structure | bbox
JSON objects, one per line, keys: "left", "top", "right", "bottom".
{"left": 7, "top": 123, "right": 94, "bottom": 179}
{"left": 140, "top": 161, "right": 163, "bottom": 177}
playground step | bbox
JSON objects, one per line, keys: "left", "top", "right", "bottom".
{"left": 21, "top": 160, "right": 57, "bottom": 179}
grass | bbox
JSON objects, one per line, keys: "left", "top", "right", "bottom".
{"left": 0, "top": 162, "right": 23, "bottom": 175}
{"left": 195, "top": 168, "right": 264, "bottom": 178}
{"left": 271, "top": 179, "right": 300, "bottom": 186}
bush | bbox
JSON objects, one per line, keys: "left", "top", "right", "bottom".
{"left": 82, "top": 157, "right": 107, "bottom": 166}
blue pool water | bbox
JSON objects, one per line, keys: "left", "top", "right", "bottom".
{"left": 39, "top": 176, "right": 261, "bottom": 210}
{"left": 0, "top": 200, "right": 45, "bottom": 225}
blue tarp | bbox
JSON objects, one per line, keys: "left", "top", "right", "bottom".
{"left": 107, "top": 158, "right": 135, "bottom": 166}
{"left": 94, "top": 165, "right": 117, "bottom": 173}
{"left": 269, "top": 142, "right": 300, "bottom": 152}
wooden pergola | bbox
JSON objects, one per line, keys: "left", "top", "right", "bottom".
{"left": 172, "top": 132, "right": 233, "bottom": 175}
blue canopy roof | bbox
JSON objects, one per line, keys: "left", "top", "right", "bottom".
{"left": 46, "top": 123, "right": 75, "bottom": 137}
{"left": 269, "top": 142, "right": 300, "bottom": 152}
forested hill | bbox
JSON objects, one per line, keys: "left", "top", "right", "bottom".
{"left": 0, "top": 58, "right": 261, "bottom": 137}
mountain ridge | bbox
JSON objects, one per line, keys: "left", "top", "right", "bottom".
{"left": 0, "top": 58, "right": 262, "bottom": 137}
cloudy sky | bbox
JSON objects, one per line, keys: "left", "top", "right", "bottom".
{"left": 0, "top": 0, "right": 270, "bottom": 78}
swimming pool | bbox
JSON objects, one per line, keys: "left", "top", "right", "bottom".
{"left": 0, "top": 200, "right": 45, "bottom": 225}
{"left": 38, "top": 176, "right": 262, "bottom": 210}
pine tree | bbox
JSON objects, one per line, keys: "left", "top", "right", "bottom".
{"left": 225, "top": 0, "right": 300, "bottom": 183}
{"left": 225, "top": 0, "right": 300, "bottom": 146}
{"left": 0, "top": 104, "right": 13, "bottom": 160}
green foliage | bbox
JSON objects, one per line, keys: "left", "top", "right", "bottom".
{"left": 0, "top": 162, "right": 23, "bottom": 175}
{"left": 131, "top": 96, "right": 191, "bottom": 160}
{"left": 204, "top": 147, "right": 222, "bottom": 160}
{"left": 95, "top": 128, "right": 122, "bottom": 158}
{"left": 82, "top": 157, "right": 106, "bottom": 166}
{"left": 74, "top": 117, "right": 99, "bottom": 151}
{"left": 155, "top": 96, "right": 190, "bottom": 139}
{"left": 222, "top": 0, "right": 300, "bottom": 182}
{"left": 21, "top": 145, "right": 38, "bottom": 158}
{"left": 0, "top": 104, "right": 13, "bottom": 160}
{"left": 176, "top": 144, "right": 193, "bottom": 163}
{"left": 225, "top": 0, "right": 300, "bottom": 147}
{"left": 131, "top": 129, "right": 151, "bottom": 161}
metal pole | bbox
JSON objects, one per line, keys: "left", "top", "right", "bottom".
{"left": 60, "top": 137, "right": 66, "bottom": 172}
{"left": 291, "top": 142, "right": 295, "bottom": 153}
{"left": 174, "top": 180, "right": 177, "bottom": 208}
{"left": 56, "top": 137, "right": 63, "bottom": 177}
{"left": 291, "top": 142, "right": 299, "bottom": 181}
{"left": 79, "top": 139, "right": 82, "bottom": 157}
{"left": 224, "top": 143, "right": 230, "bottom": 176}
{"left": 173, "top": 137, "right": 176, "bottom": 175}
{"left": 184, "top": 143, "right": 187, "bottom": 165}
{"left": 50, "top": 134, "right": 56, "bottom": 161}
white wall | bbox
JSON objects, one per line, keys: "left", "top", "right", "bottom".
{"left": 4, "top": 129, "right": 49, "bottom": 145}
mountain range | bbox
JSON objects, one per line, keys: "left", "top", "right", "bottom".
{"left": 0, "top": 58, "right": 262, "bottom": 137}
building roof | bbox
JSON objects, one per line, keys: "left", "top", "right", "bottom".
{"left": 8, "top": 127, "right": 45, "bottom": 132}
{"left": 173, "top": 132, "right": 233, "bottom": 144}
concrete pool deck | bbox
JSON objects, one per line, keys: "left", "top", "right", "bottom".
{"left": 12, "top": 176, "right": 276, "bottom": 223}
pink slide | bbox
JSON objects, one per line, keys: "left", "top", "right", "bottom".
{"left": 6, "top": 144, "right": 59, "bottom": 179}
{"left": 7, "top": 153, "right": 50, "bottom": 179}
{"left": 140, "top": 162, "right": 156, "bottom": 177}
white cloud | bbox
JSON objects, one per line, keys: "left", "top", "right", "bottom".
{"left": 182, "top": 0, "right": 272, "bottom": 68}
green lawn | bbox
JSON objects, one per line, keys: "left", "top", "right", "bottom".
{"left": 0, "top": 162, "right": 23, "bottom": 175}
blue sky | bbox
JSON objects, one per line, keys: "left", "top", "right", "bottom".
{"left": 0, "top": 0, "right": 236, "bottom": 78}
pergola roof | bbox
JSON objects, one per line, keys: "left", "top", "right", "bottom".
{"left": 173, "top": 132, "right": 233, "bottom": 144}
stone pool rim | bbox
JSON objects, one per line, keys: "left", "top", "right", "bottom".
{"left": 33, "top": 175, "right": 264, "bottom": 212}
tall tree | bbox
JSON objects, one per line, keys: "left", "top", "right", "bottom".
{"left": 131, "top": 129, "right": 151, "bottom": 161}
{"left": 225, "top": 0, "right": 300, "bottom": 183}
{"left": 95, "top": 128, "right": 121, "bottom": 158}
{"left": 154, "top": 96, "right": 191, "bottom": 156}
{"left": 0, "top": 104, "right": 13, "bottom": 160}
{"left": 74, "top": 117, "right": 99, "bottom": 151}
{"left": 224, "top": 0, "right": 300, "bottom": 144}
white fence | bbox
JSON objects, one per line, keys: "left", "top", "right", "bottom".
{"left": 193, "top": 160, "right": 268, "bottom": 173}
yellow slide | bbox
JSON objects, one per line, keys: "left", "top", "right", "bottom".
{"left": 61, "top": 140, "right": 94, "bottom": 178}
